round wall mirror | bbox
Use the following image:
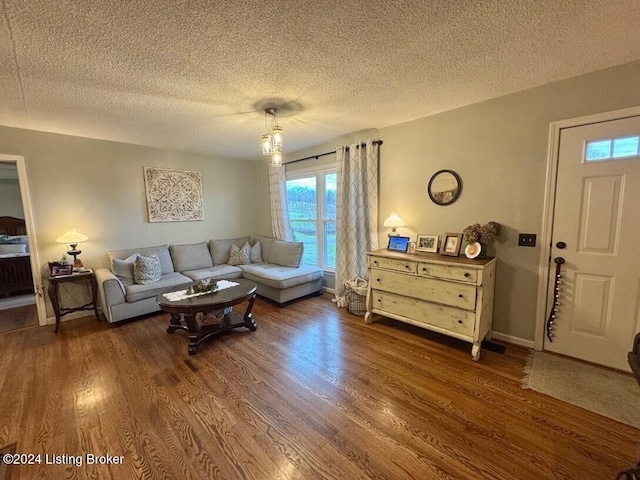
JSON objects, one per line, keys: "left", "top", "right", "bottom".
{"left": 427, "top": 170, "right": 462, "bottom": 205}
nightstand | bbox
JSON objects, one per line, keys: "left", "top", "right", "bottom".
{"left": 48, "top": 270, "right": 99, "bottom": 333}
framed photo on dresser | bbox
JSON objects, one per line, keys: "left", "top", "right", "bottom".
{"left": 416, "top": 234, "right": 439, "bottom": 253}
{"left": 440, "top": 233, "right": 463, "bottom": 256}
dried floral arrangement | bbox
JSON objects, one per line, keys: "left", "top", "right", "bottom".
{"left": 463, "top": 221, "right": 502, "bottom": 245}
{"left": 186, "top": 281, "right": 218, "bottom": 295}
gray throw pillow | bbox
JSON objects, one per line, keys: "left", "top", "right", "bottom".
{"left": 250, "top": 241, "right": 263, "bottom": 263}
{"left": 254, "top": 236, "right": 274, "bottom": 262}
{"left": 170, "top": 242, "right": 213, "bottom": 272}
{"left": 269, "top": 239, "right": 303, "bottom": 267}
{"left": 111, "top": 253, "right": 139, "bottom": 280}
{"left": 134, "top": 254, "right": 162, "bottom": 284}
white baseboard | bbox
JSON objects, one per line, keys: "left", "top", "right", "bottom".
{"left": 45, "top": 310, "right": 97, "bottom": 326}
{"left": 490, "top": 331, "right": 534, "bottom": 349}
{"left": 321, "top": 286, "right": 335, "bottom": 294}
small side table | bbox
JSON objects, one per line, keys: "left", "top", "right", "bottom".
{"left": 48, "top": 270, "right": 99, "bottom": 333}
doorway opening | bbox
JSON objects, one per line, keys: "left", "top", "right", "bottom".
{"left": 0, "top": 154, "right": 46, "bottom": 330}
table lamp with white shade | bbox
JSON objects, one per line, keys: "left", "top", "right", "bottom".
{"left": 56, "top": 228, "right": 88, "bottom": 269}
{"left": 383, "top": 213, "right": 405, "bottom": 237}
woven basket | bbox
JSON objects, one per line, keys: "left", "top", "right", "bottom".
{"left": 345, "top": 278, "right": 368, "bottom": 316}
{"left": 347, "top": 290, "right": 366, "bottom": 316}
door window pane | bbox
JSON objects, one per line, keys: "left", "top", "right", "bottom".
{"left": 613, "top": 136, "right": 639, "bottom": 158}
{"left": 585, "top": 140, "right": 611, "bottom": 161}
{"left": 585, "top": 135, "right": 639, "bottom": 162}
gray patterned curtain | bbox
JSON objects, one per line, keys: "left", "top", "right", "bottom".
{"left": 334, "top": 140, "right": 380, "bottom": 307}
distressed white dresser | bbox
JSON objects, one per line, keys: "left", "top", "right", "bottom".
{"left": 366, "top": 249, "right": 496, "bottom": 361}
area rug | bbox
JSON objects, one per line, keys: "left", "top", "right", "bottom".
{"left": 523, "top": 351, "right": 640, "bottom": 429}
{"left": 0, "top": 443, "right": 16, "bottom": 480}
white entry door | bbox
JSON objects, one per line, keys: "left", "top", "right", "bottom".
{"left": 546, "top": 115, "right": 640, "bottom": 371}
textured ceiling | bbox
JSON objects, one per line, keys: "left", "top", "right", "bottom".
{"left": 1, "top": 0, "right": 640, "bottom": 160}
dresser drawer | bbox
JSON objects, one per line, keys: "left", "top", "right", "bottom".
{"left": 370, "top": 268, "right": 476, "bottom": 311}
{"left": 371, "top": 290, "right": 475, "bottom": 336}
{"left": 369, "top": 256, "right": 416, "bottom": 274}
{"left": 417, "top": 262, "right": 477, "bottom": 284}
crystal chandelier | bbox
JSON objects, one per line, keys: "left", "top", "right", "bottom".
{"left": 261, "top": 107, "right": 283, "bottom": 166}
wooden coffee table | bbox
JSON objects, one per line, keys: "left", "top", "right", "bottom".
{"left": 157, "top": 278, "right": 257, "bottom": 354}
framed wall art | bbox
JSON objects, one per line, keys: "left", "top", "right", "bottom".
{"left": 144, "top": 167, "right": 204, "bottom": 222}
{"left": 440, "top": 233, "right": 463, "bottom": 256}
{"left": 416, "top": 234, "right": 439, "bottom": 253}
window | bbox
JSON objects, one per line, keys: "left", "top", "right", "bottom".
{"left": 585, "top": 135, "right": 640, "bottom": 162}
{"left": 286, "top": 168, "right": 336, "bottom": 270}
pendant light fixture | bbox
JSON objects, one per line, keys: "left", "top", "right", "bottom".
{"left": 261, "top": 107, "right": 283, "bottom": 166}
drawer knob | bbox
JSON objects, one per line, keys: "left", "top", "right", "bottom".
{"left": 405, "top": 265, "right": 410, "bottom": 269}
{"left": 464, "top": 272, "right": 470, "bottom": 277}
{"left": 457, "top": 320, "right": 463, "bottom": 324}
{"left": 377, "top": 298, "right": 381, "bottom": 302}
{"left": 458, "top": 294, "right": 463, "bottom": 298}
{"left": 376, "top": 278, "right": 380, "bottom": 282}
{"left": 422, "top": 267, "right": 427, "bottom": 272}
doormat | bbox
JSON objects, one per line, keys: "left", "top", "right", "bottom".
{"left": 0, "top": 443, "right": 16, "bottom": 480}
{"left": 523, "top": 352, "right": 640, "bottom": 429}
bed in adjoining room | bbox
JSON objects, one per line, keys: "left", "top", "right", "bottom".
{"left": 0, "top": 216, "right": 34, "bottom": 297}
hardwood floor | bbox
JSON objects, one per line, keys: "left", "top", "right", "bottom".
{"left": 0, "top": 293, "right": 637, "bottom": 479}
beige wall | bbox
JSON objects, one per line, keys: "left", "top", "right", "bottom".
{"left": 0, "top": 177, "right": 24, "bottom": 218}
{"left": 380, "top": 60, "right": 640, "bottom": 341}
{"left": 3, "top": 59, "right": 640, "bottom": 340}
{"left": 272, "top": 60, "right": 640, "bottom": 342}
{"left": 0, "top": 126, "right": 262, "bottom": 275}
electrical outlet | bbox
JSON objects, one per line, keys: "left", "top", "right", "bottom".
{"left": 518, "top": 233, "right": 536, "bottom": 247}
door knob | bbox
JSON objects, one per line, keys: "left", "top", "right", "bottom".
{"left": 556, "top": 241, "right": 566, "bottom": 249}
{"left": 554, "top": 257, "right": 565, "bottom": 265}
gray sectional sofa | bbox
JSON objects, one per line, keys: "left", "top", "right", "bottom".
{"left": 95, "top": 235, "right": 323, "bottom": 323}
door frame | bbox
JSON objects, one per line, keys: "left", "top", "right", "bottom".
{"left": 534, "top": 105, "right": 640, "bottom": 351}
{"left": 0, "top": 153, "right": 47, "bottom": 326}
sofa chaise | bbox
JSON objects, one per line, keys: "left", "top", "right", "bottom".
{"left": 95, "top": 235, "right": 323, "bottom": 323}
